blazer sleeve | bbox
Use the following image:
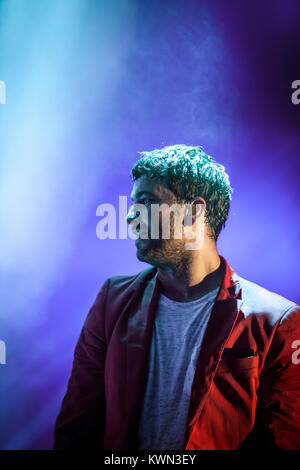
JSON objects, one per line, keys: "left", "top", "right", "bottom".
{"left": 53, "top": 279, "right": 109, "bottom": 449}
{"left": 259, "top": 305, "right": 300, "bottom": 449}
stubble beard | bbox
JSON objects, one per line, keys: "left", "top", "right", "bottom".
{"left": 136, "top": 217, "right": 190, "bottom": 271}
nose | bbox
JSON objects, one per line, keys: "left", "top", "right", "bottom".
{"left": 126, "top": 205, "right": 140, "bottom": 225}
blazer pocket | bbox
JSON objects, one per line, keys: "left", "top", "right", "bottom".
{"left": 213, "top": 353, "right": 259, "bottom": 446}
{"left": 216, "top": 355, "right": 259, "bottom": 374}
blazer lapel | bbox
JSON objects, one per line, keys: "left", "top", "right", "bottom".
{"left": 125, "top": 270, "right": 160, "bottom": 448}
{"left": 184, "top": 256, "right": 244, "bottom": 447}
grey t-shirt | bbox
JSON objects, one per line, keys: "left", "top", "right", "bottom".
{"left": 137, "top": 285, "right": 220, "bottom": 450}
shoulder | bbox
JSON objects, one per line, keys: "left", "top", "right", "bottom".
{"left": 237, "top": 274, "right": 300, "bottom": 327}
{"left": 97, "top": 266, "right": 157, "bottom": 311}
{"left": 107, "top": 266, "right": 156, "bottom": 293}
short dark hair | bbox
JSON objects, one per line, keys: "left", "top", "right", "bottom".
{"left": 131, "top": 144, "right": 233, "bottom": 241}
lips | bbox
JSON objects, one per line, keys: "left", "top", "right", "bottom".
{"left": 135, "top": 237, "right": 147, "bottom": 245}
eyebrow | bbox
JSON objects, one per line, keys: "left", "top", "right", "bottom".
{"left": 130, "top": 190, "right": 158, "bottom": 201}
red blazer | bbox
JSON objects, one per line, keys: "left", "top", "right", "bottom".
{"left": 54, "top": 255, "right": 300, "bottom": 450}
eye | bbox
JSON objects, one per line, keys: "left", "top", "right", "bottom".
{"left": 141, "top": 198, "right": 153, "bottom": 205}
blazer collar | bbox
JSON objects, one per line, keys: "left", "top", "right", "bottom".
{"left": 138, "top": 255, "right": 242, "bottom": 299}
{"left": 216, "top": 255, "right": 242, "bottom": 300}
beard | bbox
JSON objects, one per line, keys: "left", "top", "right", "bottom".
{"left": 135, "top": 221, "right": 190, "bottom": 272}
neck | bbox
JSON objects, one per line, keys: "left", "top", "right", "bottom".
{"left": 157, "top": 246, "right": 222, "bottom": 302}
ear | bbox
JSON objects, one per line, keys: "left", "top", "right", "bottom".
{"left": 190, "top": 197, "right": 205, "bottom": 219}
{"left": 182, "top": 197, "right": 205, "bottom": 228}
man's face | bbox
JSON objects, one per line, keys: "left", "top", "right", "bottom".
{"left": 127, "top": 176, "right": 191, "bottom": 268}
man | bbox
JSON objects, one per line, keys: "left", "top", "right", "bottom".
{"left": 53, "top": 145, "right": 300, "bottom": 450}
